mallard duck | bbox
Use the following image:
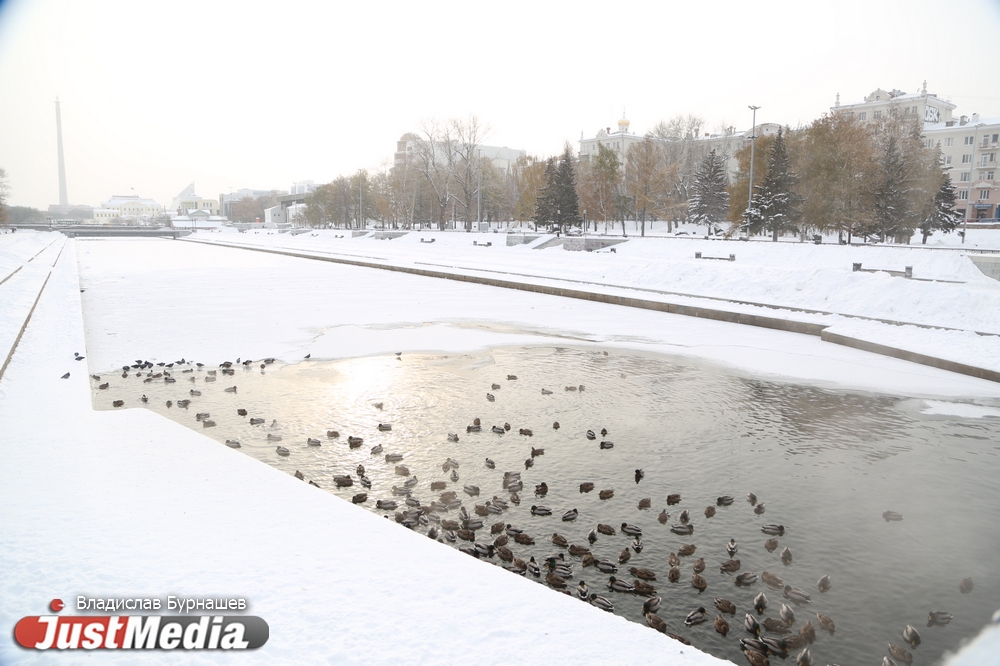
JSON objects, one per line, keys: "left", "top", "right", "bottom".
{"left": 249, "top": 417, "right": 263, "bottom": 425}
{"left": 795, "top": 647, "right": 813, "bottom": 666}
{"left": 667, "top": 493, "right": 682, "bottom": 505}
{"left": 352, "top": 493, "right": 367, "bottom": 504}
{"left": 595, "top": 559, "right": 618, "bottom": 574}
{"left": 486, "top": 393, "right": 495, "bottom": 402}
{"left": 599, "top": 440, "right": 614, "bottom": 449}
{"left": 466, "top": 424, "right": 481, "bottom": 433}
{"left": 633, "top": 579, "right": 656, "bottom": 596}
{"left": 551, "top": 420, "right": 559, "bottom": 429}
{"left": 225, "top": 439, "right": 241, "bottom": 448}
{"left": 671, "top": 523, "right": 694, "bottom": 535}
{"left": 631, "top": 537, "right": 642, "bottom": 553}
{"left": 763, "top": 617, "right": 790, "bottom": 634}
{"left": 705, "top": 505, "right": 716, "bottom": 518}
{"left": 720, "top": 559, "right": 741, "bottom": 573}
{"left": 685, "top": 606, "right": 707, "bottom": 626}
{"left": 668, "top": 552, "right": 681, "bottom": 567}
{"left": 715, "top": 614, "right": 730, "bottom": 636}
{"left": 618, "top": 548, "right": 631, "bottom": 564}
{"left": 112, "top": 400, "right": 124, "bottom": 407}
{"left": 902, "top": 624, "right": 921, "bottom": 647}
{"left": 607, "top": 576, "right": 634, "bottom": 593}
{"left": 333, "top": 475, "right": 353, "bottom": 487}
{"left": 762, "top": 571, "right": 784, "bottom": 588}
{"left": 692, "top": 573, "right": 707, "bottom": 592}
{"left": 395, "top": 465, "right": 411, "bottom": 477}
{"left": 780, "top": 547, "right": 793, "bottom": 564}
{"left": 586, "top": 429, "right": 596, "bottom": 440}
{"left": 526, "top": 557, "right": 541, "bottom": 577}
{"left": 579, "top": 482, "right": 594, "bottom": 493}
{"left": 742, "top": 644, "right": 769, "bottom": 666}
{"left": 491, "top": 425, "right": 504, "bottom": 434}
{"left": 754, "top": 503, "right": 766, "bottom": 515}
{"left": 530, "top": 505, "right": 552, "bottom": 516}
{"left": 621, "top": 523, "right": 642, "bottom": 537}
{"left": 784, "top": 585, "right": 811, "bottom": 604}
{"left": 960, "top": 577, "right": 974, "bottom": 593}
{"left": 630, "top": 566, "right": 656, "bottom": 581}
{"left": 224, "top": 386, "right": 237, "bottom": 393}
{"left": 638, "top": 497, "right": 651, "bottom": 509}
{"left": 599, "top": 489, "right": 614, "bottom": 500}
{"left": 562, "top": 508, "right": 578, "bottom": 521}
{"left": 761, "top": 524, "right": 785, "bottom": 536}
{"left": 678, "top": 544, "right": 696, "bottom": 557}
{"left": 764, "top": 538, "right": 780, "bottom": 552}
{"left": 642, "top": 595, "right": 661, "bottom": 614}
{"left": 541, "top": 389, "right": 553, "bottom": 395}
{"left": 816, "top": 612, "right": 834, "bottom": 634}
{"left": 575, "top": 580, "right": 589, "bottom": 599}
{"left": 658, "top": 509, "right": 669, "bottom": 524}
{"left": 799, "top": 620, "right": 816, "bottom": 643}
{"left": 519, "top": 428, "right": 533, "bottom": 436}
{"left": 370, "top": 444, "right": 383, "bottom": 455}
{"left": 267, "top": 433, "right": 283, "bottom": 441}
{"left": 727, "top": 538, "right": 738, "bottom": 556}
{"left": 535, "top": 482, "right": 548, "bottom": 495}
{"left": 668, "top": 567, "right": 681, "bottom": 582}
{"left": 754, "top": 592, "right": 768, "bottom": 614}
{"left": 717, "top": 495, "right": 734, "bottom": 506}
{"left": 581, "top": 553, "right": 595, "bottom": 567}
{"left": 597, "top": 524, "right": 616, "bottom": 535}
{"left": 275, "top": 446, "right": 290, "bottom": 456}
{"left": 307, "top": 438, "right": 321, "bottom": 446}
{"left": 735, "top": 571, "right": 758, "bottom": 586}
{"left": 745, "top": 613, "right": 761, "bottom": 636}
{"left": 715, "top": 597, "right": 736, "bottom": 614}
{"left": 524, "top": 458, "right": 534, "bottom": 470}
{"left": 586, "top": 529, "right": 598, "bottom": 544}
{"left": 883, "top": 658, "right": 900, "bottom": 666}
{"left": 817, "top": 575, "right": 831, "bottom": 592}
{"left": 645, "top": 612, "right": 667, "bottom": 632}
{"left": 693, "top": 558, "right": 706, "bottom": 574}
{"left": 882, "top": 510, "right": 903, "bottom": 521}
{"left": 450, "top": 469, "right": 460, "bottom": 482}
{"left": 927, "top": 611, "right": 952, "bottom": 626}
{"left": 761, "top": 636, "right": 788, "bottom": 658}
{"left": 590, "top": 593, "right": 614, "bottom": 612}
{"left": 780, "top": 603, "right": 795, "bottom": 625}
{"left": 634, "top": 468, "right": 644, "bottom": 483}
{"left": 888, "top": 643, "right": 913, "bottom": 664}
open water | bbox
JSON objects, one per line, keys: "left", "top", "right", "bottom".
{"left": 93, "top": 346, "right": 1000, "bottom": 665}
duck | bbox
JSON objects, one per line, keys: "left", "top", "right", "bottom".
{"left": 112, "top": 400, "right": 124, "bottom": 408}
{"left": 307, "top": 438, "right": 321, "bottom": 446}
{"left": 715, "top": 597, "right": 736, "bottom": 614}
{"left": 761, "top": 637, "right": 789, "bottom": 658}
{"left": 754, "top": 592, "right": 768, "bottom": 615}
{"left": 607, "top": 576, "right": 634, "bottom": 593}
{"left": 678, "top": 543, "right": 696, "bottom": 557}
{"left": 761, "top": 571, "right": 784, "bottom": 588}
{"left": 693, "top": 558, "right": 706, "bottom": 574}
{"left": 519, "top": 428, "right": 533, "bottom": 436}
{"left": 275, "top": 446, "right": 290, "bottom": 456}
{"left": 761, "top": 524, "right": 785, "bottom": 536}
{"left": 595, "top": 560, "right": 618, "bottom": 574}
{"left": 530, "top": 446, "right": 544, "bottom": 457}
{"left": 333, "top": 475, "right": 353, "bottom": 487}
{"left": 902, "top": 624, "right": 921, "bottom": 648}
{"left": 395, "top": 465, "right": 411, "bottom": 477}
{"left": 692, "top": 573, "right": 708, "bottom": 592}
{"left": 224, "top": 386, "right": 237, "bottom": 393}
{"left": 742, "top": 643, "right": 769, "bottom": 666}
{"left": 225, "top": 439, "right": 241, "bottom": 448}
{"left": 463, "top": 484, "right": 480, "bottom": 497}
{"left": 668, "top": 566, "right": 681, "bottom": 582}
{"left": 927, "top": 611, "right": 953, "bottom": 626}
{"left": 780, "top": 603, "right": 795, "bottom": 625}
{"left": 960, "top": 577, "right": 974, "bottom": 594}
{"left": 552, "top": 421, "right": 559, "bottom": 429}
{"left": 667, "top": 493, "right": 681, "bottom": 505}
{"left": 466, "top": 424, "right": 481, "bottom": 433}
{"left": 685, "top": 606, "right": 708, "bottom": 626}
{"left": 633, "top": 579, "right": 656, "bottom": 596}
{"left": 764, "top": 538, "right": 780, "bottom": 552}
{"left": 447, "top": 433, "right": 459, "bottom": 442}
{"left": 645, "top": 612, "right": 667, "bottom": 633}
{"left": 586, "top": 429, "right": 596, "bottom": 440}
{"left": 638, "top": 497, "right": 652, "bottom": 509}
{"left": 576, "top": 580, "right": 589, "bottom": 600}
{"left": 783, "top": 585, "right": 811, "bottom": 604}
{"left": 600, "top": 427, "right": 608, "bottom": 436}
{"left": 642, "top": 595, "right": 661, "bottom": 614}
{"left": 541, "top": 389, "right": 553, "bottom": 395}
{"left": 888, "top": 643, "right": 912, "bottom": 664}
{"left": 720, "top": 559, "right": 741, "bottom": 573}
{"left": 745, "top": 613, "right": 761, "bottom": 636}
{"left": 486, "top": 393, "right": 495, "bottom": 402}
{"left": 507, "top": 374, "right": 517, "bottom": 380}
{"left": 267, "top": 433, "right": 283, "bottom": 441}
{"left": 587, "top": 529, "right": 598, "bottom": 544}
{"left": 569, "top": 544, "right": 591, "bottom": 557}
{"left": 882, "top": 510, "right": 904, "bottom": 522}
{"left": 140, "top": 394, "right": 148, "bottom": 403}
{"left": 524, "top": 458, "right": 534, "bottom": 470}
{"left": 450, "top": 469, "right": 460, "bottom": 482}
{"left": 589, "top": 593, "right": 614, "bottom": 612}
{"left": 370, "top": 444, "right": 383, "bottom": 455}
{"left": 714, "top": 614, "right": 730, "bottom": 636}
{"left": 631, "top": 537, "right": 643, "bottom": 553}
{"left": 552, "top": 533, "right": 569, "bottom": 547}
{"left": 727, "top": 538, "right": 739, "bottom": 556}
{"left": 598, "top": 489, "right": 614, "bottom": 500}
{"left": 671, "top": 523, "right": 694, "bottom": 535}
{"left": 491, "top": 425, "right": 504, "bottom": 434}
{"left": 579, "top": 482, "right": 594, "bottom": 493}
{"left": 630, "top": 567, "right": 656, "bottom": 581}
{"left": 598, "top": 440, "right": 614, "bottom": 449}
{"left": 657, "top": 509, "right": 669, "bottom": 524}
{"left": 816, "top": 612, "right": 835, "bottom": 634}
{"left": 530, "top": 505, "right": 552, "bottom": 516}
{"left": 484, "top": 457, "right": 495, "bottom": 469}
{"left": 677, "top": 509, "right": 688, "bottom": 525}
{"left": 705, "top": 505, "right": 716, "bottom": 518}
{"left": 535, "top": 482, "right": 549, "bottom": 495}
{"left": 780, "top": 547, "right": 793, "bottom": 564}
{"left": 621, "top": 523, "right": 642, "bottom": 537}
{"left": 635, "top": 469, "right": 644, "bottom": 483}
{"left": 735, "top": 571, "right": 758, "bottom": 586}
{"left": 597, "top": 524, "right": 616, "bottom": 535}
{"left": 562, "top": 508, "right": 579, "bottom": 522}
{"left": 763, "top": 617, "right": 790, "bottom": 634}
{"left": 352, "top": 493, "right": 367, "bottom": 504}
{"left": 717, "top": 495, "right": 734, "bottom": 506}
{"left": 526, "top": 557, "right": 541, "bottom": 577}
{"left": 796, "top": 649, "right": 813, "bottom": 666}
{"left": 348, "top": 435, "right": 365, "bottom": 446}
{"left": 817, "top": 575, "right": 831, "bottom": 593}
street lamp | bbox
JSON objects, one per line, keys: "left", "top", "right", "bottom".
{"left": 745, "top": 105, "right": 760, "bottom": 238}
{"left": 963, "top": 123, "right": 984, "bottom": 244}
{"left": 477, "top": 149, "right": 482, "bottom": 231}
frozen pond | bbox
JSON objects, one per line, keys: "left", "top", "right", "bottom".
{"left": 92, "top": 346, "right": 1000, "bottom": 665}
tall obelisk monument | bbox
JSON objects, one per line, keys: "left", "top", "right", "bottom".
{"left": 55, "top": 97, "right": 68, "bottom": 205}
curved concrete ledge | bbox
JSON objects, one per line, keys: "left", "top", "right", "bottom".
{"left": 180, "top": 238, "right": 1000, "bottom": 384}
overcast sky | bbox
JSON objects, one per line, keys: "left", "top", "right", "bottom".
{"left": 1, "top": 0, "right": 999, "bottom": 211}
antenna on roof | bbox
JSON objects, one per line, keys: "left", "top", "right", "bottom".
{"left": 922, "top": 80, "right": 927, "bottom": 94}
{"left": 835, "top": 93, "right": 840, "bottom": 108}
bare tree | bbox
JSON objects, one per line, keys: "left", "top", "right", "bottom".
{"left": 625, "top": 136, "right": 672, "bottom": 236}
{"left": 0, "top": 168, "right": 9, "bottom": 226}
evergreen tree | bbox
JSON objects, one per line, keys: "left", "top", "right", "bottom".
{"left": 688, "top": 149, "right": 729, "bottom": 232}
{"left": 919, "top": 169, "right": 963, "bottom": 244}
{"left": 745, "top": 128, "right": 801, "bottom": 241}
{"left": 534, "top": 158, "right": 557, "bottom": 228}
{"left": 552, "top": 146, "right": 583, "bottom": 229}
{"left": 871, "top": 135, "right": 909, "bottom": 242}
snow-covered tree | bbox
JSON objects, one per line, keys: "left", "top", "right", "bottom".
{"left": 744, "top": 128, "right": 801, "bottom": 241}
{"left": 871, "top": 135, "right": 909, "bottom": 242}
{"left": 533, "top": 157, "right": 558, "bottom": 228}
{"left": 919, "top": 166, "right": 963, "bottom": 244}
{"left": 553, "top": 145, "right": 583, "bottom": 229}
{"left": 688, "top": 149, "right": 729, "bottom": 232}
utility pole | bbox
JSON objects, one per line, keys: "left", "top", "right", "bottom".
{"left": 358, "top": 170, "right": 363, "bottom": 230}
{"left": 477, "top": 149, "right": 482, "bottom": 231}
{"left": 745, "top": 105, "right": 760, "bottom": 238}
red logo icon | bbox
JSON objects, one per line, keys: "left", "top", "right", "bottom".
{"left": 49, "top": 599, "right": 64, "bottom": 613}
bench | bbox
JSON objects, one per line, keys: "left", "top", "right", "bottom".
{"left": 695, "top": 252, "right": 735, "bottom": 262}
{"left": 420, "top": 238, "right": 436, "bottom": 244}
{"left": 473, "top": 241, "right": 492, "bottom": 247}
{"left": 853, "top": 263, "right": 912, "bottom": 278}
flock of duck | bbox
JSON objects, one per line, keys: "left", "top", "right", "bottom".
{"left": 89, "top": 355, "right": 976, "bottom": 666}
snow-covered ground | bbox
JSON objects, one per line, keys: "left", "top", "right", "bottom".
{"left": 3, "top": 231, "right": 999, "bottom": 665}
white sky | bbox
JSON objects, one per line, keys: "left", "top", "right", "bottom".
{"left": 1, "top": 0, "right": 999, "bottom": 211}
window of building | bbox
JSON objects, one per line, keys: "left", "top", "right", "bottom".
{"left": 945, "top": 155, "right": 952, "bottom": 165}
{"left": 987, "top": 172, "right": 995, "bottom": 180}
{"left": 962, "top": 154, "right": 972, "bottom": 164}
{"left": 965, "top": 136, "right": 974, "bottom": 145}
{"left": 980, "top": 190, "right": 990, "bottom": 201}
{"left": 960, "top": 172, "right": 971, "bottom": 182}
{"left": 945, "top": 137, "right": 953, "bottom": 147}
{"left": 959, "top": 190, "right": 968, "bottom": 200}
{"left": 858, "top": 112, "right": 867, "bottom": 120}
{"left": 873, "top": 110, "right": 882, "bottom": 119}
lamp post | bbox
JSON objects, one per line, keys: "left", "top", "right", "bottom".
{"left": 477, "top": 149, "right": 482, "bottom": 231}
{"left": 963, "top": 123, "right": 984, "bottom": 244}
{"left": 745, "top": 105, "right": 760, "bottom": 238}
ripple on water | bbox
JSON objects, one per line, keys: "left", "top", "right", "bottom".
{"left": 92, "top": 346, "right": 1000, "bottom": 665}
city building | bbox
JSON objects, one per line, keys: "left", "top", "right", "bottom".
{"left": 393, "top": 134, "right": 525, "bottom": 173}
{"left": 94, "top": 195, "right": 164, "bottom": 223}
{"left": 219, "top": 187, "right": 289, "bottom": 219}
{"left": 834, "top": 84, "right": 998, "bottom": 220}
{"left": 170, "top": 183, "right": 221, "bottom": 216}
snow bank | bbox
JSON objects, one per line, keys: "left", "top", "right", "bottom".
{"left": 0, "top": 239, "right": 731, "bottom": 665}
